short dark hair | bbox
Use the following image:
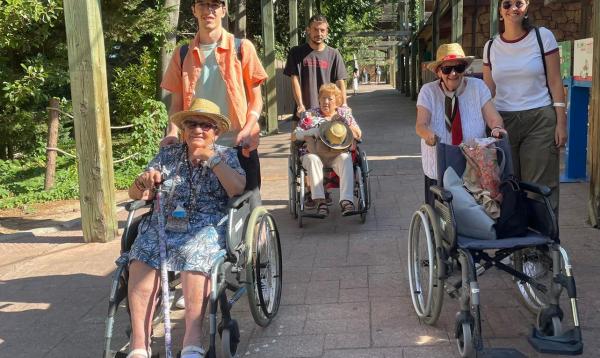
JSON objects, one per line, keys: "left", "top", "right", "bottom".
{"left": 308, "top": 14, "right": 328, "bottom": 27}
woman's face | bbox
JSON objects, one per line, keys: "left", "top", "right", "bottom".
{"left": 182, "top": 116, "right": 219, "bottom": 149}
{"left": 437, "top": 60, "right": 467, "bottom": 91}
{"left": 499, "top": 0, "right": 528, "bottom": 24}
{"left": 319, "top": 93, "right": 338, "bottom": 116}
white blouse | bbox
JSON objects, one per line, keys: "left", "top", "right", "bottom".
{"left": 416, "top": 78, "right": 491, "bottom": 180}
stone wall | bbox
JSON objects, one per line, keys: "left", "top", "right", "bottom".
{"left": 461, "top": 0, "right": 592, "bottom": 59}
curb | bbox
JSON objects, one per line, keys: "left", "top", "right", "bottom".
{"left": 0, "top": 201, "right": 128, "bottom": 242}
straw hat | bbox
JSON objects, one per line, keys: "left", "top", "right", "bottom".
{"left": 170, "top": 98, "right": 230, "bottom": 133}
{"left": 426, "top": 43, "right": 475, "bottom": 73}
{"left": 318, "top": 120, "right": 353, "bottom": 150}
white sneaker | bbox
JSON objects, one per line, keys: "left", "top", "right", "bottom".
{"left": 175, "top": 295, "right": 185, "bottom": 309}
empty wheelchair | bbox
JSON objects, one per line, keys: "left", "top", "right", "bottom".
{"left": 103, "top": 190, "right": 282, "bottom": 358}
{"left": 407, "top": 137, "right": 583, "bottom": 357}
{"left": 288, "top": 140, "right": 371, "bottom": 226}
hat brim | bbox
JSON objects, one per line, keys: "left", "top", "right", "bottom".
{"left": 171, "top": 110, "right": 230, "bottom": 133}
{"left": 426, "top": 56, "right": 475, "bottom": 73}
{"left": 318, "top": 120, "right": 353, "bottom": 150}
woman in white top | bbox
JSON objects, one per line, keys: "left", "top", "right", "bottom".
{"left": 483, "top": 0, "right": 566, "bottom": 213}
{"left": 416, "top": 43, "right": 506, "bottom": 205}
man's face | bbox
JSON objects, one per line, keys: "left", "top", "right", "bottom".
{"left": 192, "top": 1, "right": 226, "bottom": 31}
{"left": 307, "top": 21, "right": 328, "bottom": 46}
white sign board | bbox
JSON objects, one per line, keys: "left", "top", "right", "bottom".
{"left": 573, "top": 38, "right": 593, "bottom": 81}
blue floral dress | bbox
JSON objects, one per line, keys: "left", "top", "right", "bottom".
{"left": 128, "top": 143, "right": 245, "bottom": 274}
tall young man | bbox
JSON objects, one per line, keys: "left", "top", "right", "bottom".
{"left": 284, "top": 14, "right": 348, "bottom": 119}
{"left": 161, "top": 0, "right": 267, "bottom": 205}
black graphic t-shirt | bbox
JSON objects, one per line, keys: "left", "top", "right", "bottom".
{"left": 284, "top": 43, "right": 347, "bottom": 110}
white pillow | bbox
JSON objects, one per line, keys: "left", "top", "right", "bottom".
{"left": 443, "top": 167, "right": 497, "bottom": 240}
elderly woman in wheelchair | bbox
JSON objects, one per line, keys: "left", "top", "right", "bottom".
{"left": 292, "top": 83, "right": 362, "bottom": 218}
{"left": 104, "top": 100, "right": 280, "bottom": 358}
{"left": 407, "top": 43, "right": 584, "bottom": 357}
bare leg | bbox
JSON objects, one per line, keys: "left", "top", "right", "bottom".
{"left": 128, "top": 260, "right": 160, "bottom": 355}
{"left": 181, "top": 272, "right": 211, "bottom": 347}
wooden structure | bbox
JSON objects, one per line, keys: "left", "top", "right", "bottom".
{"left": 590, "top": 3, "right": 600, "bottom": 227}
{"left": 44, "top": 98, "right": 60, "bottom": 190}
{"left": 63, "top": 0, "right": 118, "bottom": 243}
{"left": 261, "top": 0, "right": 278, "bottom": 134}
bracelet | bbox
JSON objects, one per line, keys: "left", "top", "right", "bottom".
{"left": 249, "top": 110, "right": 260, "bottom": 119}
{"left": 553, "top": 102, "right": 566, "bottom": 108}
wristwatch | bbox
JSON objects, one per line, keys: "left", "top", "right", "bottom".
{"left": 206, "top": 154, "right": 222, "bottom": 169}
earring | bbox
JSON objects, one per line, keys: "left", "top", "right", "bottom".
{"left": 499, "top": 17, "right": 504, "bottom": 21}
{"left": 524, "top": 13, "right": 528, "bottom": 19}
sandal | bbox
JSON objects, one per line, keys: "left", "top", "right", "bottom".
{"left": 340, "top": 200, "right": 355, "bottom": 216}
{"left": 181, "top": 345, "right": 206, "bottom": 358}
{"left": 317, "top": 202, "right": 329, "bottom": 217}
{"left": 126, "top": 348, "right": 150, "bottom": 358}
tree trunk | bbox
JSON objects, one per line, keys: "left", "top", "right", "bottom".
{"left": 160, "top": 0, "right": 181, "bottom": 109}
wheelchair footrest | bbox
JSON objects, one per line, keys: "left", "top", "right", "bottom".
{"left": 302, "top": 213, "right": 327, "bottom": 219}
{"left": 528, "top": 327, "right": 583, "bottom": 355}
{"left": 341, "top": 209, "right": 367, "bottom": 217}
{"left": 477, "top": 348, "right": 527, "bottom": 357}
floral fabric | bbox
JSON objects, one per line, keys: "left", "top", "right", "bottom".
{"left": 128, "top": 143, "right": 245, "bottom": 274}
{"left": 297, "top": 106, "right": 360, "bottom": 157}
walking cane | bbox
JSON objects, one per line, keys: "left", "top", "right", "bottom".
{"left": 154, "top": 171, "right": 173, "bottom": 358}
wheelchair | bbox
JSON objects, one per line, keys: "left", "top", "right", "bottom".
{"left": 103, "top": 190, "right": 282, "bottom": 358}
{"left": 407, "top": 138, "right": 583, "bottom": 357}
{"left": 288, "top": 139, "right": 371, "bottom": 227}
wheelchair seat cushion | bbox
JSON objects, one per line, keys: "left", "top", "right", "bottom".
{"left": 443, "top": 167, "right": 496, "bottom": 240}
{"left": 457, "top": 230, "right": 551, "bottom": 250}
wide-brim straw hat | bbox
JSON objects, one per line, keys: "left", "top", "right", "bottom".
{"left": 426, "top": 43, "right": 475, "bottom": 73}
{"left": 318, "top": 120, "right": 353, "bottom": 150}
{"left": 171, "top": 98, "right": 230, "bottom": 133}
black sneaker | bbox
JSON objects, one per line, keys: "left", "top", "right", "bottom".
{"left": 304, "top": 196, "right": 316, "bottom": 209}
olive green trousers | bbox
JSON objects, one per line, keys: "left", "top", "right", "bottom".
{"left": 499, "top": 105, "right": 560, "bottom": 213}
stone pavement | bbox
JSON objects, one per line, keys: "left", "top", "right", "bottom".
{"left": 1, "top": 84, "right": 599, "bottom": 357}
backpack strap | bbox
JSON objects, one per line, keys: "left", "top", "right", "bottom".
{"left": 179, "top": 44, "right": 189, "bottom": 73}
{"left": 486, "top": 38, "right": 493, "bottom": 69}
{"left": 234, "top": 37, "right": 243, "bottom": 63}
{"left": 534, "top": 27, "right": 552, "bottom": 100}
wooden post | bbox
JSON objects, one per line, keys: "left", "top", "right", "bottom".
{"left": 289, "top": 0, "right": 298, "bottom": 47}
{"left": 261, "top": 0, "right": 278, "bottom": 134}
{"left": 305, "top": 0, "right": 314, "bottom": 24}
{"left": 452, "top": 0, "right": 464, "bottom": 44}
{"left": 233, "top": 0, "right": 247, "bottom": 38}
{"left": 63, "top": 0, "right": 118, "bottom": 243}
{"left": 44, "top": 98, "right": 60, "bottom": 190}
{"left": 160, "top": 0, "right": 181, "bottom": 105}
{"left": 432, "top": 0, "right": 439, "bottom": 54}
{"left": 489, "top": 0, "right": 498, "bottom": 38}
{"left": 589, "top": 3, "right": 600, "bottom": 227}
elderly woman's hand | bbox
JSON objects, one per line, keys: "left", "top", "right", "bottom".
{"left": 136, "top": 169, "right": 162, "bottom": 191}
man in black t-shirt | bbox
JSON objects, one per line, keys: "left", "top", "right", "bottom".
{"left": 284, "top": 14, "right": 348, "bottom": 119}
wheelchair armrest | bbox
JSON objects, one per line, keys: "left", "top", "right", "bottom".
{"left": 229, "top": 191, "right": 253, "bottom": 209}
{"left": 520, "top": 181, "right": 551, "bottom": 197}
{"left": 126, "top": 200, "right": 152, "bottom": 212}
{"left": 429, "top": 185, "right": 453, "bottom": 203}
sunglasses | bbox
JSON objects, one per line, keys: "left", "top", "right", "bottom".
{"left": 501, "top": 1, "right": 526, "bottom": 10}
{"left": 440, "top": 64, "right": 467, "bottom": 75}
{"left": 183, "top": 120, "right": 217, "bottom": 131}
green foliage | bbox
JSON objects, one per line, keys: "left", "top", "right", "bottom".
{"left": 111, "top": 47, "right": 160, "bottom": 125}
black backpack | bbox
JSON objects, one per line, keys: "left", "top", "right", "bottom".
{"left": 496, "top": 176, "right": 529, "bottom": 238}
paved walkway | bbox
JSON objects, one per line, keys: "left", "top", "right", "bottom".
{"left": 1, "top": 84, "right": 599, "bottom": 357}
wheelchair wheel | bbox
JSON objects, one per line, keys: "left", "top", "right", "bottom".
{"left": 513, "top": 247, "right": 558, "bottom": 314}
{"left": 407, "top": 204, "right": 444, "bottom": 325}
{"left": 245, "top": 207, "right": 282, "bottom": 327}
{"left": 219, "top": 319, "right": 240, "bottom": 358}
{"left": 297, "top": 169, "right": 305, "bottom": 228}
{"left": 355, "top": 165, "right": 367, "bottom": 223}
{"left": 288, "top": 155, "right": 297, "bottom": 218}
{"left": 359, "top": 150, "right": 371, "bottom": 211}
{"left": 457, "top": 322, "right": 475, "bottom": 358}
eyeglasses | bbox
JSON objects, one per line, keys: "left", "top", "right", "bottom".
{"left": 501, "top": 1, "right": 526, "bottom": 10}
{"left": 195, "top": 1, "right": 224, "bottom": 10}
{"left": 183, "top": 120, "right": 217, "bottom": 131}
{"left": 440, "top": 64, "right": 467, "bottom": 75}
